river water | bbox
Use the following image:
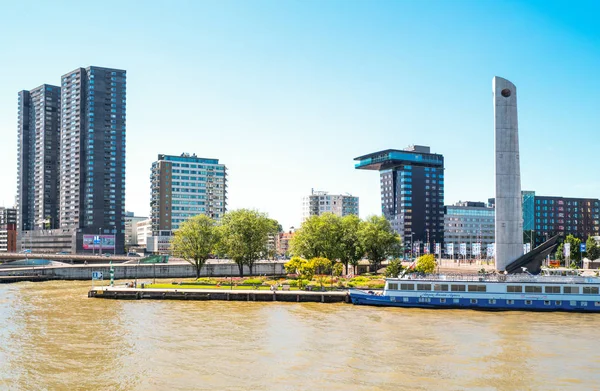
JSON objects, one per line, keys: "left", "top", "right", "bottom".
{"left": 0, "top": 280, "right": 598, "bottom": 391}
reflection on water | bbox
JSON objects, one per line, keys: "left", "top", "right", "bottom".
{"left": 1, "top": 280, "right": 599, "bottom": 390}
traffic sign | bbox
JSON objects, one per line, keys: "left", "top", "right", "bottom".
{"left": 580, "top": 243, "right": 586, "bottom": 252}
{"left": 92, "top": 271, "right": 103, "bottom": 280}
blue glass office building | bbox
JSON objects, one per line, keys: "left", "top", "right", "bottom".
{"left": 355, "top": 145, "right": 444, "bottom": 255}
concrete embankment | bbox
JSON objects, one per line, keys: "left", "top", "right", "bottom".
{"left": 89, "top": 287, "right": 350, "bottom": 303}
{"left": 0, "top": 261, "right": 286, "bottom": 282}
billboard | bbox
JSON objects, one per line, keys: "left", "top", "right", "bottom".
{"left": 83, "top": 234, "right": 115, "bottom": 250}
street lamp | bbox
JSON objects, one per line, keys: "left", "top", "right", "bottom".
{"left": 410, "top": 232, "right": 414, "bottom": 261}
{"left": 99, "top": 228, "right": 103, "bottom": 257}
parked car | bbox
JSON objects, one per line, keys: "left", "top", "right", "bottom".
{"left": 55, "top": 251, "right": 70, "bottom": 255}
{"left": 103, "top": 253, "right": 112, "bottom": 257}
{"left": 20, "top": 249, "right": 31, "bottom": 254}
{"left": 127, "top": 252, "right": 141, "bottom": 257}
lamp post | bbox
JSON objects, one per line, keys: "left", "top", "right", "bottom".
{"left": 410, "top": 232, "right": 414, "bottom": 261}
{"left": 99, "top": 228, "right": 102, "bottom": 257}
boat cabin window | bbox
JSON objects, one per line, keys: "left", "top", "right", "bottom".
{"left": 583, "top": 286, "right": 599, "bottom": 294}
{"left": 434, "top": 284, "right": 448, "bottom": 291}
{"left": 545, "top": 286, "right": 560, "bottom": 294}
{"left": 563, "top": 286, "right": 579, "bottom": 294}
{"left": 388, "top": 283, "right": 398, "bottom": 290}
{"left": 451, "top": 285, "right": 466, "bottom": 292}
{"left": 400, "top": 283, "right": 414, "bottom": 291}
{"left": 468, "top": 285, "right": 486, "bottom": 292}
{"left": 417, "top": 284, "right": 432, "bottom": 291}
{"left": 525, "top": 286, "right": 542, "bottom": 293}
{"left": 507, "top": 285, "right": 522, "bottom": 293}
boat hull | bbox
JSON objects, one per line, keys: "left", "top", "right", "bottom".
{"left": 349, "top": 290, "right": 600, "bottom": 312}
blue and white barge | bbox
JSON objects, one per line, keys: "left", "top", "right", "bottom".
{"left": 350, "top": 268, "right": 600, "bottom": 312}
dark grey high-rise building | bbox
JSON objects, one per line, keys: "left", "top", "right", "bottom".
{"left": 60, "top": 66, "right": 127, "bottom": 253}
{"left": 17, "top": 84, "right": 61, "bottom": 232}
{"left": 355, "top": 145, "right": 445, "bottom": 256}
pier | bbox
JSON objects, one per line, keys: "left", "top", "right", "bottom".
{"left": 89, "top": 287, "right": 351, "bottom": 303}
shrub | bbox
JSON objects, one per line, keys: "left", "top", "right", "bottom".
{"left": 195, "top": 278, "right": 218, "bottom": 285}
{"left": 241, "top": 278, "right": 264, "bottom": 285}
{"left": 281, "top": 279, "right": 298, "bottom": 287}
{"left": 384, "top": 259, "right": 403, "bottom": 278}
{"left": 350, "top": 276, "right": 371, "bottom": 284}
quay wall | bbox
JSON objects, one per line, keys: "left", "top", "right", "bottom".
{"left": 89, "top": 288, "right": 350, "bottom": 303}
{"left": 0, "top": 262, "right": 286, "bottom": 281}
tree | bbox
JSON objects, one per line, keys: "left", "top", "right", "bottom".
{"left": 218, "top": 209, "right": 279, "bottom": 277}
{"left": 384, "top": 259, "right": 403, "bottom": 277}
{"left": 586, "top": 236, "right": 600, "bottom": 261}
{"left": 171, "top": 214, "right": 219, "bottom": 278}
{"left": 284, "top": 256, "right": 313, "bottom": 288}
{"left": 332, "top": 262, "right": 344, "bottom": 277}
{"left": 555, "top": 243, "right": 565, "bottom": 263}
{"left": 415, "top": 254, "right": 436, "bottom": 274}
{"left": 290, "top": 214, "right": 343, "bottom": 261}
{"left": 564, "top": 234, "right": 582, "bottom": 264}
{"left": 339, "top": 214, "right": 364, "bottom": 275}
{"left": 358, "top": 215, "right": 401, "bottom": 272}
{"left": 309, "top": 257, "right": 332, "bottom": 290}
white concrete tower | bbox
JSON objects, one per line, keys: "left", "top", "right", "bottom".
{"left": 493, "top": 76, "right": 523, "bottom": 271}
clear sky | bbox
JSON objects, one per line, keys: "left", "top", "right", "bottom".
{"left": 0, "top": 0, "right": 598, "bottom": 230}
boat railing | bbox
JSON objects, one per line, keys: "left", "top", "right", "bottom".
{"left": 395, "top": 273, "right": 599, "bottom": 284}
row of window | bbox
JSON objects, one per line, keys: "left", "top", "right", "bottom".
{"left": 388, "top": 283, "right": 600, "bottom": 294}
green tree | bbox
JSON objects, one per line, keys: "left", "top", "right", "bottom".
{"left": 332, "top": 262, "right": 344, "bottom": 277}
{"left": 564, "top": 234, "right": 582, "bottom": 264}
{"left": 586, "top": 236, "right": 600, "bottom": 261}
{"left": 384, "top": 259, "right": 403, "bottom": 277}
{"left": 415, "top": 254, "right": 436, "bottom": 274}
{"left": 171, "top": 214, "right": 220, "bottom": 278}
{"left": 290, "top": 213, "right": 343, "bottom": 261}
{"left": 309, "top": 257, "right": 332, "bottom": 290}
{"left": 218, "top": 209, "right": 279, "bottom": 277}
{"left": 339, "top": 214, "right": 364, "bottom": 275}
{"left": 284, "top": 256, "right": 314, "bottom": 288}
{"left": 555, "top": 243, "right": 565, "bottom": 263}
{"left": 358, "top": 215, "right": 401, "bottom": 272}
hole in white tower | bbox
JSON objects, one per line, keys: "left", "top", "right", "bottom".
{"left": 501, "top": 89, "right": 511, "bottom": 97}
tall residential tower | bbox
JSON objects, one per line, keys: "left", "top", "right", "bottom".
{"left": 355, "top": 145, "right": 444, "bottom": 255}
{"left": 59, "top": 66, "right": 127, "bottom": 253}
{"left": 17, "top": 85, "right": 61, "bottom": 232}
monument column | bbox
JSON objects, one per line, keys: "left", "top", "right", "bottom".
{"left": 493, "top": 76, "right": 523, "bottom": 271}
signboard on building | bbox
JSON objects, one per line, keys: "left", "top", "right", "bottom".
{"left": 446, "top": 243, "right": 454, "bottom": 255}
{"left": 459, "top": 243, "right": 467, "bottom": 256}
{"left": 472, "top": 243, "right": 481, "bottom": 256}
{"left": 92, "top": 271, "right": 103, "bottom": 280}
{"left": 564, "top": 243, "right": 570, "bottom": 257}
{"left": 435, "top": 243, "right": 441, "bottom": 256}
{"left": 424, "top": 244, "right": 430, "bottom": 254}
{"left": 83, "top": 235, "right": 115, "bottom": 250}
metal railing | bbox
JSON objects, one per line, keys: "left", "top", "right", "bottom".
{"left": 395, "top": 273, "right": 600, "bottom": 285}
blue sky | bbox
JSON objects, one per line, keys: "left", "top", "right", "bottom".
{"left": 0, "top": 0, "right": 598, "bottom": 230}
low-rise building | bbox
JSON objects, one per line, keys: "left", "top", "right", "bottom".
{"left": 276, "top": 230, "right": 295, "bottom": 258}
{"left": 124, "top": 212, "right": 148, "bottom": 247}
{"left": 0, "top": 207, "right": 17, "bottom": 252}
{"left": 147, "top": 230, "right": 173, "bottom": 254}
{"left": 136, "top": 218, "right": 152, "bottom": 247}
{"left": 444, "top": 201, "right": 495, "bottom": 258}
